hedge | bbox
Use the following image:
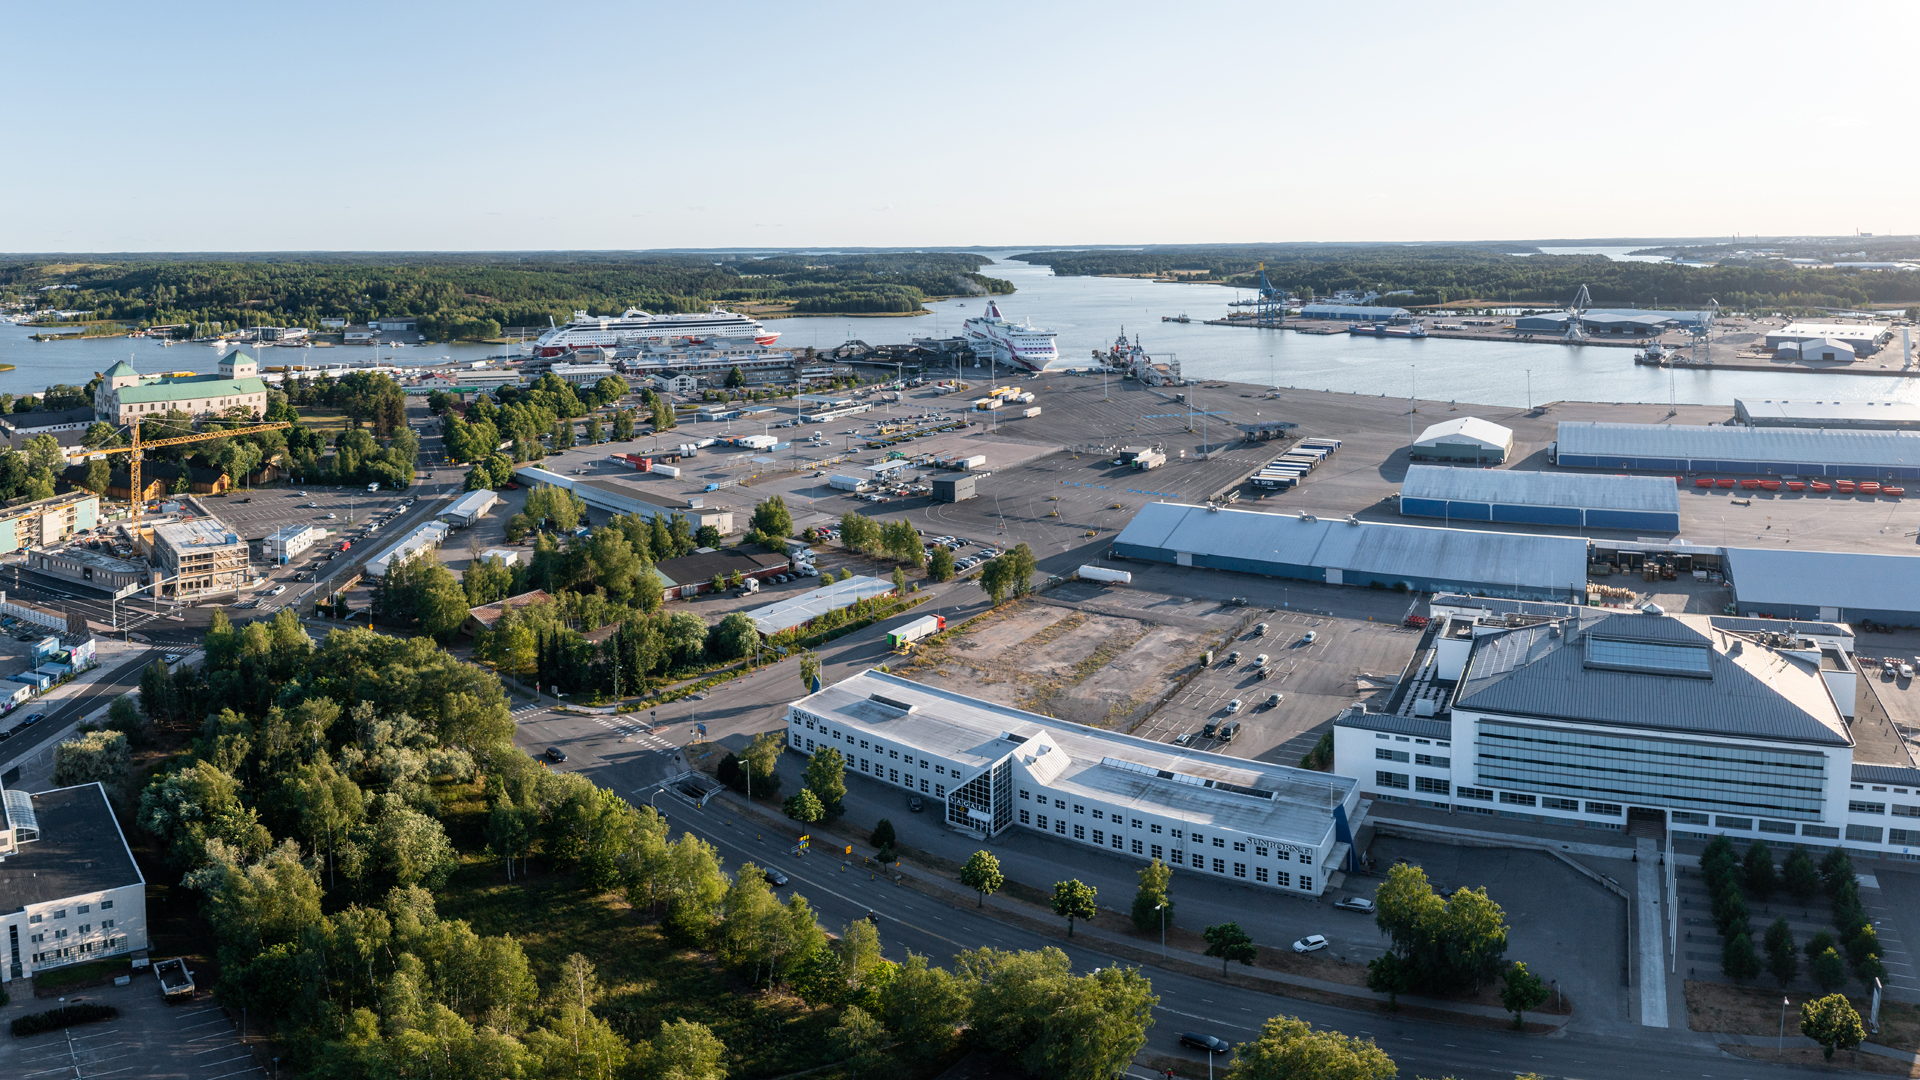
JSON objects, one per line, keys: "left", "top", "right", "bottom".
{"left": 12, "top": 1002, "right": 117, "bottom": 1037}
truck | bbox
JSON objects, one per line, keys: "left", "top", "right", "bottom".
{"left": 957, "top": 454, "right": 987, "bottom": 470}
{"left": 677, "top": 444, "right": 699, "bottom": 457}
{"left": 1019, "top": 406, "right": 1042, "bottom": 419}
{"left": 1132, "top": 450, "right": 1166, "bottom": 470}
{"left": 1076, "top": 565, "right": 1132, "bottom": 584}
{"left": 1014, "top": 391, "right": 1035, "bottom": 404}
{"left": 829, "top": 475, "right": 871, "bottom": 492}
{"left": 734, "top": 435, "right": 778, "bottom": 451}
{"left": 886, "top": 614, "right": 947, "bottom": 651}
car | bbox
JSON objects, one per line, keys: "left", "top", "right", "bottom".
{"left": 1292, "top": 934, "right": 1328, "bottom": 954}
{"left": 908, "top": 794, "right": 924, "bottom": 812}
{"left": 1302, "top": 631, "right": 1317, "bottom": 644}
{"left": 1226, "top": 651, "right": 1241, "bottom": 665}
{"left": 1904, "top": 663, "right": 1916, "bottom": 680}
{"left": 297, "top": 491, "right": 308, "bottom": 497}
{"left": 239, "top": 497, "right": 252, "bottom": 504}
{"left": 1252, "top": 653, "right": 1269, "bottom": 667}
{"left": 1264, "top": 692, "right": 1283, "bottom": 708}
{"left": 1254, "top": 622, "right": 1268, "bottom": 636}
{"left": 761, "top": 867, "right": 789, "bottom": 887}
{"left": 305, "top": 502, "right": 319, "bottom": 508}
{"left": 1202, "top": 719, "right": 1220, "bottom": 738}
{"left": 14, "top": 634, "right": 34, "bottom": 642}
{"left": 270, "top": 585, "right": 287, "bottom": 596}
{"left": 163, "top": 654, "right": 183, "bottom": 664}
{"left": 1334, "top": 897, "right": 1376, "bottom": 913}
{"left": 23, "top": 713, "right": 44, "bottom": 725}
{"left": 1174, "top": 731, "right": 1194, "bottom": 746}
{"left": 544, "top": 747, "right": 568, "bottom": 763}
{"left": 1225, "top": 699, "right": 1242, "bottom": 714}
{"left": 1180, "top": 1033, "right": 1231, "bottom": 1055}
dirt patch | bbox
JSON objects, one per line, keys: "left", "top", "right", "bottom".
{"left": 1719, "top": 1045, "right": 1919, "bottom": 1076}
{"left": 1686, "top": 981, "right": 1920, "bottom": 1054}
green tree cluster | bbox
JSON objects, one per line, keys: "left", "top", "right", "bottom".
{"left": 1368, "top": 862, "right": 1510, "bottom": 995}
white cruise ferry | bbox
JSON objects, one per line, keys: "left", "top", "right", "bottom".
{"left": 963, "top": 300, "right": 1058, "bottom": 371}
{"left": 532, "top": 307, "right": 778, "bottom": 357}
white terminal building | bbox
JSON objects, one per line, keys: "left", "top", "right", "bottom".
{"left": 1333, "top": 600, "right": 1920, "bottom": 855}
{"left": 0, "top": 781, "right": 147, "bottom": 982}
{"left": 788, "top": 670, "right": 1362, "bottom": 894}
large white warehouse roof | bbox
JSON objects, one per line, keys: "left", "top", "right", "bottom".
{"left": 1556, "top": 421, "right": 1920, "bottom": 468}
{"left": 1401, "top": 465, "right": 1680, "bottom": 513}
{"left": 1414, "top": 416, "right": 1514, "bottom": 452}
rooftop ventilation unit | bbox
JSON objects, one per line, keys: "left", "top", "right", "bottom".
{"left": 866, "top": 693, "right": 917, "bottom": 713}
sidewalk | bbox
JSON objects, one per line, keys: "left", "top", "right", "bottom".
{"left": 1716, "top": 1030, "right": 1920, "bottom": 1065}
{"left": 709, "top": 785, "right": 1573, "bottom": 1031}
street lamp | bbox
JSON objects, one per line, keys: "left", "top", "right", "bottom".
{"left": 1780, "top": 997, "right": 1789, "bottom": 1060}
{"left": 1155, "top": 902, "right": 1167, "bottom": 958}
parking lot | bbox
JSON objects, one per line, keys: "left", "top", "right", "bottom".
{"left": 0, "top": 971, "right": 263, "bottom": 1080}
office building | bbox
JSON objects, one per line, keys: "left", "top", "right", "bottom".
{"left": 0, "top": 781, "right": 148, "bottom": 983}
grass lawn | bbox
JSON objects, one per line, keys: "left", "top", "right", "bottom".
{"left": 31, "top": 957, "right": 135, "bottom": 993}
{"left": 295, "top": 405, "right": 352, "bottom": 436}
{"left": 432, "top": 782, "right": 849, "bottom": 1080}
{"left": 1686, "top": 980, "right": 1920, "bottom": 1053}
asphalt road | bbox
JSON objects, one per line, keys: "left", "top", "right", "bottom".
{"left": 0, "top": 644, "right": 155, "bottom": 774}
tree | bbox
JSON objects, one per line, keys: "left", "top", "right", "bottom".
{"left": 1810, "top": 946, "right": 1849, "bottom": 993}
{"left": 1227, "top": 1014, "right": 1397, "bottom": 1080}
{"left": 83, "top": 457, "right": 113, "bottom": 495}
{"left": 725, "top": 366, "right": 747, "bottom": 390}
{"left": 1204, "top": 921, "right": 1258, "bottom": 974}
{"left": 980, "top": 557, "right": 1014, "bottom": 605}
{"left": 870, "top": 818, "right": 896, "bottom": 859}
{"left": 928, "top": 545, "right": 955, "bottom": 582}
{"left": 1801, "top": 993, "right": 1866, "bottom": 1061}
{"left": 783, "top": 789, "right": 824, "bottom": 823}
{"left": 798, "top": 649, "right": 821, "bottom": 693}
{"left": 749, "top": 496, "right": 793, "bottom": 543}
{"left": 1130, "top": 858, "right": 1173, "bottom": 934}
{"left": 1366, "top": 953, "right": 1414, "bottom": 1009}
{"left": 551, "top": 418, "right": 574, "bottom": 450}
{"left": 804, "top": 747, "right": 845, "bottom": 814}
{"left": 583, "top": 414, "right": 602, "bottom": 444}
{"left": 52, "top": 729, "right": 131, "bottom": 794}
{"left": 1764, "top": 917, "right": 1799, "bottom": 987}
{"left": 639, "top": 1018, "right": 727, "bottom": 1080}
{"left": 740, "top": 731, "right": 782, "bottom": 798}
{"left": 1499, "top": 961, "right": 1549, "bottom": 1028}
{"left": 710, "top": 612, "right": 760, "bottom": 661}
{"left": 1004, "top": 542, "right": 1038, "bottom": 596}
{"left": 875, "top": 952, "right": 968, "bottom": 1063}
{"left": 960, "top": 850, "right": 1004, "bottom": 907}
{"left": 1743, "top": 840, "right": 1777, "bottom": 900}
{"left": 1371, "top": 862, "right": 1508, "bottom": 994}
{"left": 827, "top": 1004, "right": 888, "bottom": 1077}
{"left": 415, "top": 563, "right": 471, "bottom": 642}
{"left": 1051, "top": 879, "right": 1097, "bottom": 937}
{"left": 1722, "top": 931, "right": 1760, "bottom": 982}
{"left": 612, "top": 409, "right": 635, "bottom": 441}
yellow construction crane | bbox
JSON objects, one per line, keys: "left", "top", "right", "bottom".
{"left": 79, "top": 418, "right": 290, "bottom": 523}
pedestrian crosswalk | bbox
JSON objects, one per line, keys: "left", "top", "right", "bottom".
{"left": 511, "top": 703, "right": 543, "bottom": 717}
{"left": 590, "top": 714, "right": 675, "bottom": 751}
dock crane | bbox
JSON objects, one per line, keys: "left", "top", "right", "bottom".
{"left": 73, "top": 418, "right": 290, "bottom": 524}
{"left": 1563, "top": 283, "right": 1592, "bottom": 342}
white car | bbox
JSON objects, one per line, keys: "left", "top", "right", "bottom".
{"left": 1302, "top": 631, "right": 1317, "bottom": 644}
{"left": 1252, "top": 653, "right": 1269, "bottom": 666}
{"left": 1292, "top": 934, "right": 1328, "bottom": 954}
{"left": 1225, "top": 699, "right": 1242, "bottom": 714}
{"left": 269, "top": 585, "right": 288, "bottom": 596}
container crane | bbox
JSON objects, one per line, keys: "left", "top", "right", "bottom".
{"left": 1564, "top": 284, "right": 1592, "bottom": 342}
{"left": 73, "top": 418, "right": 290, "bottom": 523}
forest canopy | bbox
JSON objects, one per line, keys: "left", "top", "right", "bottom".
{"left": 0, "top": 252, "right": 1015, "bottom": 338}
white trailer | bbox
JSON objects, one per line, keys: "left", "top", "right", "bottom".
{"left": 1018, "top": 406, "right": 1042, "bottom": 419}
{"left": 1077, "top": 565, "right": 1132, "bottom": 584}
{"left": 957, "top": 454, "right": 988, "bottom": 470}
{"left": 653, "top": 464, "right": 681, "bottom": 479}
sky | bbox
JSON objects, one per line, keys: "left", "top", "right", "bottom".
{"left": 4, "top": 0, "right": 1916, "bottom": 252}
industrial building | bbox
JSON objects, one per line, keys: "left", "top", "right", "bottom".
{"left": 93, "top": 354, "right": 269, "bottom": 424}
{"left": 463, "top": 589, "right": 552, "bottom": 636}
{"left": 0, "top": 780, "right": 148, "bottom": 983}
{"left": 266, "top": 524, "right": 324, "bottom": 564}
{"left": 366, "top": 521, "right": 451, "bottom": 578}
{"left": 1552, "top": 421, "right": 1920, "bottom": 479}
{"left": 150, "top": 519, "right": 249, "bottom": 598}
{"left": 933, "top": 475, "right": 977, "bottom": 502}
{"left": 788, "top": 670, "right": 1363, "bottom": 894}
{"left": 1300, "top": 303, "right": 1413, "bottom": 323}
{"left": 0, "top": 493, "right": 99, "bottom": 554}
{"left": 1408, "top": 417, "right": 1514, "bottom": 465}
{"left": 1733, "top": 399, "right": 1920, "bottom": 431}
{"left": 744, "top": 575, "right": 896, "bottom": 635}
{"left": 653, "top": 548, "right": 789, "bottom": 599}
{"left": 440, "top": 490, "right": 501, "bottom": 528}
{"left": 1512, "top": 310, "right": 1678, "bottom": 336}
{"left": 1724, "top": 547, "right": 1920, "bottom": 627}
{"left": 24, "top": 547, "right": 152, "bottom": 597}
{"left": 1398, "top": 465, "right": 1680, "bottom": 532}
{"left": 1766, "top": 322, "right": 1887, "bottom": 355}
{"left": 514, "top": 467, "right": 736, "bottom": 536}
{"left": 1111, "top": 503, "right": 1588, "bottom": 600}
{"left": 1332, "top": 606, "right": 1919, "bottom": 857}
{"left": 547, "top": 362, "right": 618, "bottom": 386}
{"left": 1776, "top": 338, "right": 1856, "bottom": 363}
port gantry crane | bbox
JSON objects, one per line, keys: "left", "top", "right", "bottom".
{"left": 73, "top": 417, "right": 291, "bottom": 524}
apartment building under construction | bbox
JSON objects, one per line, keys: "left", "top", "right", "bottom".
{"left": 149, "top": 519, "right": 249, "bottom": 598}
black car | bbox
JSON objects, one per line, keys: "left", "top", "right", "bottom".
{"left": 1180, "top": 1033, "right": 1230, "bottom": 1055}
{"left": 545, "top": 747, "right": 567, "bottom": 763}
{"left": 761, "top": 867, "right": 789, "bottom": 887}
{"left": 907, "top": 794, "right": 924, "bottom": 813}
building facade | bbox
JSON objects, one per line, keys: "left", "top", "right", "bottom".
{"left": 151, "top": 519, "right": 249, "bottom": 598}
{"left": 789, "top": 671, "right": 1363, "bottom": 895}
{"left": 0, "top": 494, "right": 99, "bottom": 555}
{"left": 0, "top": 781, "right": 148, "bottom": 983}
{"left": 266, "top": 524, "right": 323, "bottom": 564}
{"left": 94, "top": 355, "right": 269, "bottom": 424}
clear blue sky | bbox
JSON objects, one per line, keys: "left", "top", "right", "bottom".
{"left": 4, "top": 0, "right": 1913, "bottom": 251}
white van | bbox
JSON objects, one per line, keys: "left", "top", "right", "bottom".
{"left": 367, "top": 482, "right": 380, "bottom": 493}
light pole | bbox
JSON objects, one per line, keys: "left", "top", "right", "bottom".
{"left": 1525, "top": 369, "right": 1532, "bottom": 412}
{"left": 1156, "top": 902, "right": 1167, "bottom": 958}
{"left": 1780, "top": 997, "right": 1789, "bottom": 1059}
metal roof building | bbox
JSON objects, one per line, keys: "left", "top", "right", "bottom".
{"left": 1724, "top": 546, "right": 1920, "bottom": 627}
{"left": 1409, "top": 417, "right": 1514, "bottom": 464}
{"left": 1765, "top": 322, "right": 1887, "bottom": 353}
{"left": 1553, "top": 421, "right": 1920, "bottom": 479}
{"left": 1399, "top": 465, "right": 1680, "bottom": 532}
{"left": 1111, "top": 503, "right": 1588, "bottom": 600}
{"left": 1513, "top": 310, "right": 1678, "bottom": 335}
{"left": 1733, "top": 399, "right": 1920, "bottom": 431}
{"left": 788, "top": 669, "right": 1362, "bottom": 892}
{"left": 1299, "top": 303, "right": 1413, "bottom": 323}
{"left": 744, "top": 574, "right": 895, "bottom": 635}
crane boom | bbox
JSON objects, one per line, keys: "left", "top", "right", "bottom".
{"left": 73, "top": 420, "right": 290, "bottom": 523}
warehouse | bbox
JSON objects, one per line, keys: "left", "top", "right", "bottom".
{"left": 788, "top": 670, "right": 1363, "bottom": 894}
{"left": 1733, "top": 399, "right": 1920, "bottom": 431}
{"left": 1408, "top": 417, "right": 1514, "bottom": 464}
{"left": 1765, "top": 321, "right": 1886, "bottom": 355}
{"left": 265, "top": 524, "right": 323, "bottom": 564}
{"left": 1551, "top": 421, "right": 1920, "bottom": 480}
{"left": 1775, "top": 338, "right": 1856, "bottom": 363}
{"left": 366, "top": 521, "right": 450, "bottom": 578}
{"left": 439, "top": 490, "right": 501, "bottom": 528}
{"left": 1300, "top": 303, "right": 1413, "bottom": 323}
{"left": 744, "top": 575, "right": 895, "bottom": 635}
{"left": 1724, "top": 547, "right": 1920, "bottom": 627}
{"left": 1329, "top": 609, "right": 1912, "bottom": 854}
{"left": 1111, "top": 503, "right": 1588, "bottom": 600}
{"left": 1512, "top": 310, "right": 1678, "bottom": 336}
{"left": 1398, "top": 465, "right": 1680, "bottom": 532}
{"left": 653, "top": 548, "right": 790, "bottom": 599}
{"left": 515, "top": 466, "right": 736, "bottom": 535}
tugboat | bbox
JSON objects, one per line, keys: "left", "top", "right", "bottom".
{"left": 1634, "top": 342, "right": 1670, "bottom": 366}
{"left": 1160, "top": 313, "right": 1191, "bottom": 324}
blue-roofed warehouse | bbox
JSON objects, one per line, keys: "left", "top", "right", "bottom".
{"left": 1552, "top": 421, "right": 1920, "bottom": 480}
{"left": 1110, "top": 502, "right": 1589, "bottom": 600}
{"left": 1399, "top": 465, "right": 1680, "bottom": 532}
{"left": 1724, "top": 546, "right": 1920, "bottom": 627}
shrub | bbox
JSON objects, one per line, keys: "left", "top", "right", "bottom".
{"left": 11, "top": 1002, "right": 117, "bottom": 1037}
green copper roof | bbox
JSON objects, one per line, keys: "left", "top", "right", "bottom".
{"left": 104, "top": 361, "right": 139, "bottom": 377}
{"left": 115, "top": 374, "right": 268, "bottom": 405}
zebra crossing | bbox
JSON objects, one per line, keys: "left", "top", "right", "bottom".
{"left": 511, "top": 703, "right": 544, "bottom": 718}
{"left": 588, "top": 714, "right": 676, "bottom": 751}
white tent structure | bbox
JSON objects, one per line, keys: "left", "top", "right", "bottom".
{"left": 1409, "top": 417, "right": 1514, "bottom": 464}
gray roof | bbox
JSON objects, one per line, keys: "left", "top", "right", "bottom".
{"left": 1852, "top": 763, "right": 1920, "bottom": 787}
{"left": 1556, "top": 421, "right": 1920, "bottom": 468}
{"left": 1331, "top": 710, "right": 1453, "bottom": 740}
{"left": 1707, "top": 615, "right": 1852, "bottom": 641}
{"left": 1453, "top": 611, "right": 1849, "bottom": 746}
{"left": 1430, "top": 593, "right": 1587, "bottom": 621}
{"left": 1402, "top": 465, "right": 1679, "bottom": 513}
{"left": 800, "top": 670, "right": 1356, "bottom": 845}
{"left": 1724, "top": 547, "right": 1920, "bottom": 616}
{"left": 1115, "top": 503, "right": 1589, "bottom": 592}
{"left": 1412, "top": 417, "right": 1513, "bottom": 451}
{"left": 744, "top": 575, "right": 896, "bottom": 634}
{"left": 1734, "top": 399, "right": 1920, "bottom": 427}
{"left": 0, "top": 784, "right": 143, "bottom": 913}
{"left": 1300, "top": 304, "right": 1412, "bottom": 320}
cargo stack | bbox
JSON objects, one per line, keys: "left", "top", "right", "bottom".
{"left": 1251, "top": 437, "right": 1342, "bottom": 490}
